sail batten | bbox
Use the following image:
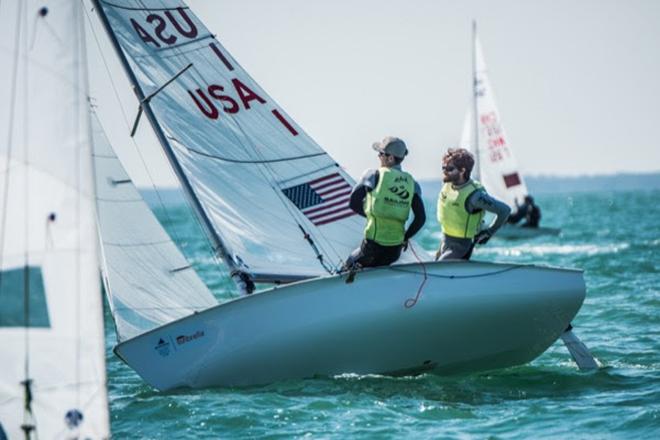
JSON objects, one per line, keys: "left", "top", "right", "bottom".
{"left": 92, "top": 0, "right": 366, "bottom": 281}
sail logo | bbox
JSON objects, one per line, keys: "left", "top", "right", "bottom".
{"left": 176, "top": 330, "right": 205, "bottom": 345}
{"left": 64, "top": 409, "right": 84, "bottom": 430}
{"left": 155, "top": 338, "right": 171, "bottom": 357}
{"left": 387, "top": 185, "right": 411, "bottom": 201}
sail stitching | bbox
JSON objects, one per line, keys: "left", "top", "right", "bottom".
{"left": 102, "top": 239, "right": 174, "bottom": 247}
{"left": 168, "top": 137, "right": 327, "bottom": 164}
{"left": 100, "top": 1, "right": 189, "bottom": 12}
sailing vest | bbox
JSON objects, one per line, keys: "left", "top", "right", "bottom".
{"left": 437, "top": 180, "right": 485, "bottom": 239}
{"left": 364, "top": 167, "right": 415, "bottom": 246}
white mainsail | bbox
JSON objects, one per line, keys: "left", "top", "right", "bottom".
{"left": 93, "top": 0, "right": 367, "bottom": 282}
{"left": 460, "top": 26, "right": 529, "bottom": 209}
{"left": 92, "top": 113, "right": 218, "bottom": 341}
{"left": 0, "top": 0, "right": 109, "bottom": 438}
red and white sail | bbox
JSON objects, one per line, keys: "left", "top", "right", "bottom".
{"left": 461, "top": 30, "right": 529, "bottom": 209}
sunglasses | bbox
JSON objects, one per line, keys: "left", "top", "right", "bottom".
{"left": 442, "top": 165, "right": 457, "bottom": 172}
{"left": 378, "top": 151, "right": 393, "bottom": 158}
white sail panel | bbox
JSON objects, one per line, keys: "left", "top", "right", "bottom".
{"left": 96, "top": 0, "right": 365, "bottom": 279}
{"left": 92, "top": 114, "right": 218, "bottom": 341}
{"left": 0, "top": 1, "right": 109, "bottom": 438}
{"left": 461, "top": 36, "right": 529, "bottom": 209}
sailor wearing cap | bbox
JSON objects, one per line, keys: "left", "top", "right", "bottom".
{"left": 343, "top": 136, "right": 426, "bottom": 279}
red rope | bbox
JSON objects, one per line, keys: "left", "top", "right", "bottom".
{"left": 404, "top": 242, "right": 428, "bottom": 308}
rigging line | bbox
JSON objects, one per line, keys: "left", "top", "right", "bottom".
{"left": 83, "top": 6, "right": 190, "bottom": 253}
{"left": 18, "top": 4, "right": 38, "bottom": 439}
{"left": 113, "top": 305, "right": 217, "bottom": 311}
{"left": 167, "top": 137, "right": 327, "bottom": 164}
{"left": 403, "top": 243, "right": 428, "bottom": 308}
{"left": 95, "top": 196, "right": 144, "bottom": 203}
{"left": 0, "top": 0, "right": 24, "bottom": 308}
{"left": 131, "top": 63, "right": 193, "bottom": 136}
{"left": 102, "top": 238, "right": 173, "bottom": 247}
{"left": 76, "top": 0, "right": 89, "bottom": 412}
{"left": 21, "top": 0, "right": 30, "bottom": 407}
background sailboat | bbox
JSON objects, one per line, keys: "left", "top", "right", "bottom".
{"left": 460, "top": 22, "right": 560, "bottom": 239}
{"left": 0, "top": 0, "right": 109, "bottom": 438}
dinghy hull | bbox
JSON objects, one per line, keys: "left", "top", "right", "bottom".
{"left": 496, "top": 225, "right": 562, "bottom": 239}
{"left": 115, "top": 261, "right": 584, "bottom": 390}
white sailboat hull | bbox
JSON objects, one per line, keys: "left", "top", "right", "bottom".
{"left": 497, "top": 225, "right": 562, "bottom": 239}
{"left": 115, "top": 261, "right": 585, "bottom": 390}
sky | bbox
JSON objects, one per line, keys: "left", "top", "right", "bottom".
{"left": 87, "top": 0, "right": 660, "bottom": 187}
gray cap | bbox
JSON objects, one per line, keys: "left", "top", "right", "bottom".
{"left": 372, "top": 136, "right": 408, "bottom": 159}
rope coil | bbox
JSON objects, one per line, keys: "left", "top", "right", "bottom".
{"left": 404, "top": 243, "right": 427, "bottom": 308}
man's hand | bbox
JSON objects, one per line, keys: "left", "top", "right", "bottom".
{"left": 474, "top": 230, "right": 492, "bottom": 245}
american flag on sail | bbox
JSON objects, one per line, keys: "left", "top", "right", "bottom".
{"left": 282, "top": 173, "right": 356, "bottom": 226}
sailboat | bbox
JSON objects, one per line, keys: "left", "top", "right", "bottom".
{"left": 460, "top": 22, "right": 560, "bottom": 239}
{"left": 0, "top": 0, "right": 109, "bottom": 438}
{"left": 87, "top": 1, "right": 588, "bottom": 390}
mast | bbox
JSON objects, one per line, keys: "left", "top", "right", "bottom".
{"left": 471, "top": 19, "right": 481, "bottom": 180}
{"left": 91, "top": 1, "right": 252, "bottom": 293}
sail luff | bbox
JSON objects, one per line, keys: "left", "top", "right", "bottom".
{"left": 90, "top": 0, "right": 245, "bottom": 288}
{"left": 471, "top": 20, "right": 481, "bottom": 180}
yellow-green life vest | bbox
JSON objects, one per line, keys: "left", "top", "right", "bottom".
{"left": 437, "top": 180, "right": 484, "bottom": 239}
{"left": 364, "top": 167, "right": 415, "bottom": 246}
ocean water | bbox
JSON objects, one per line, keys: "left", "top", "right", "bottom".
{"left": 107, "top": 190, "right": 659, "bottom": 439}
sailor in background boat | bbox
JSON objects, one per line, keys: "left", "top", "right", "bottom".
{"left": 436, "top": 148, "right": 510, "bottom": 260}
{"left": 342, "top": 136, "right": 426, "bottom": 280}
{"left": 507, "top": 195, "right": 542, "bottom": 228}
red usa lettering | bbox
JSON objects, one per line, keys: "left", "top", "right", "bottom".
{"left": 188, "top": 78, "right": 266, "bottom": 119}
{"left": 130, "top": 7, "right": 198, "bottom": 48}
{"left": 188, "top": 78, "right": 299, "bottom": 136}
